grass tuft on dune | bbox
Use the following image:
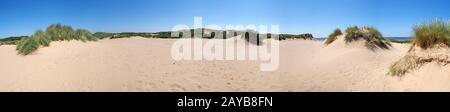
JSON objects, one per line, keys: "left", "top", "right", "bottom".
{"left": 74, "top": 29, "right": 98, "bottom": 42}
{"left": 33, "top": 30, "right": 51, "bottom": 47}
{"left": 324, "top": 28, "right": 342, "bottom": 45}
{"left": 389, "top": 19, "right": 450, "bottom": 76}
{"left": 388, "top": 55, "right": 420, "bottom": 76}
{"left": 411, "top": 19, "right": 449, "bottom": 49}
{"left": 16, "top": 37, "right": 40, "bottom": 55}
{"left": 324, "top": 26, "right": 391, "bottom": 49}
{"left": 344, "top": 26, "right": 391, "bottom": 49}
{"left": 15, "top": 24, "right": 98, "bottom": 55}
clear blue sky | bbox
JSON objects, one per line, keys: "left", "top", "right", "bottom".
{"left": 0, "top": 0, "right": 449, "bottom": 38}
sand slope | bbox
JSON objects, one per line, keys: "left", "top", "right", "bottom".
{"left": 0, "top": 37, "right": 449, "bottom": 91}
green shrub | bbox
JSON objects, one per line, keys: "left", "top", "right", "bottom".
{"left": 16, "top": 37, "right": 40, "bottom": 55}
{"left": 412, "top": 19, "right": 449, "bottom": 49}
{"left": 325, "top": 28, "right": 342, "bottom": 45}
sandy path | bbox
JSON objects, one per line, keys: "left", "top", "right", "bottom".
{"left": 0, "top": 37, "right": 449, "bottom": 91}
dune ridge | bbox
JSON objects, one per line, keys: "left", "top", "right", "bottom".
{"left": 0, "top": 37, "right": 450, "bottom": 91}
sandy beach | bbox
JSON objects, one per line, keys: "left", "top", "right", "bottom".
{"left": 1, "top": 36, "right": 449, "bottom": 92}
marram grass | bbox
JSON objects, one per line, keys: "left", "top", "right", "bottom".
{"left": 344, "top": 26, "right": 391, "bottom": 49}
{"left": 388, "top": 55, "right": 419, "bottom": 76}
{"left": 15, "top": 24, "right": 98, "bottom": 55}
{"left": 324, "top": 28, "right": 342, "bottom": 45}
{"left": 388, "top": 19, "right": 450, "bottom": 76}
{"left": 32, "top": 30, "right": 51, "bottom": 47}
{"left": 412, "top": 19, "right": 449, "bottom": 49}
{"left": 16, "top": 37, "right": 40, "bottom": 55}
{"left": 74, "top": 29, "right": 98, "bottom": 42}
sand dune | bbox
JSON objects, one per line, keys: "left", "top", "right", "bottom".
{"left": 0, "top": 36, "right": 449, "bottom": 91}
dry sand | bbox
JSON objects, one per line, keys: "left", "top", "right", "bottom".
{"left": 0, "top": 36, "right": 449, "bottom": 92}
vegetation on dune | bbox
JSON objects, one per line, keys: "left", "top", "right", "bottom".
{"left": 13, "top": 24, "right": 98, "bottom": 55}
{"left": 16, "top": 37, "right": 40, "bottom": 55}
{"left": 366, "top": 27, "right": 392, "bottom": 49}
{"left": 344, "top": 26, "right": 391, "bottom": 49}
{"left": 32, "top": 30, "right": 51, "bottom": 46}
{"left": 74, "top": 29, "right": 97, "bottom": 41}
{"left": 411, "top": 19, "right": 449, "bottom": 49}
{"left": 46, "top": 24, "right": 75, "bottom": 41}
{"left": 388, "top": 55, "right": 419, "bottom": 76}
{"left": 388, "top": 19, "right": 450, "bottom": 76}
{"left": 324, "top": 28, "right": 342, "bottom": 45}
{"left": 45, "top": 24, "right": 97, "bottom": 42}
{"left": 388, "top": 51, "right": 450, "bottom": 76}
{"left": 344, "top": 26, "right": 360, "bottom": 42}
